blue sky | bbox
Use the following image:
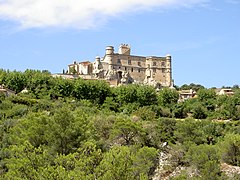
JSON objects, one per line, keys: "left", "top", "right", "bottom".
{"left": 0, "top": 0, "right": 239, "bottom": 87}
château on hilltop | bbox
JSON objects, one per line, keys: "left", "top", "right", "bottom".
{"left": 57, "top": 44, "right": 173, "bottom": 87}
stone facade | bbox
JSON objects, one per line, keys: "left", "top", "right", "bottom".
{"left": 68, "top": 44, "right": 173, "bottom": 87}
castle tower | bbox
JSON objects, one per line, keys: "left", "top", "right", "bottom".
{"left": 95, "top": 56, "right": 101, "bottom": 61}
{"left": 118, "top": 44, "right": 131, "bottom": 55}
{"left": 165, "top": 54, "right": 172, "bottom": 87}
{"left": 105, "top": 46, "right": 114, "bottom": 70}
{"left": 106, "top": 46, "right": 114, "bottom": 55}
{"left": 94, "top": 56, "right": 101, "bottom": 70}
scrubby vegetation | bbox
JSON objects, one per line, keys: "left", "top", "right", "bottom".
{"left": 0, "top": 69, "right": 239, "bottom": 179}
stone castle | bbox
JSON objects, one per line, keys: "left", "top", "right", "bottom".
{"left": 67, "top": 44, "right": 173, "bottom": 87}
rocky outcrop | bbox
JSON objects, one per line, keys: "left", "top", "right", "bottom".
{"left": 152, "top": 147, "right": 240, "bottom": 180}
{"left": 221, "top": 163, "right": 240, "bottom": 177}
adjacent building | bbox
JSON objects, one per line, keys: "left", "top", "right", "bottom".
{"left": 178, "top": 89, "right": 196, "bottom": 102}
{"left": 216, "top": 88, "right": 234, "bottom": 96}
{"left": 0, "top": 85, "right": 15, "bottom": 96}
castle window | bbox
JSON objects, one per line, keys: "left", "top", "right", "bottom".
{"left": 153, "top": 62, "right": 157, "bottom": 66}
{"left": 138, "top": 69, "right": 141, "bottom": 73}
{"left": 131, "top": 68, "right": 133, "bottom": 72}
{"left": 128, "top": 60, "right": 131, "bottom": 65}
{"left": 138, "top": 62, "right": 141, "bottom": 66}
{"left": 124, "top": 67, "right": 127, "bottom": 71}
{"left": 153, "top": 69, "right": 156, "bottom": 73}
{"left": 161, "top": 62, "right": 165, "bottom": 67}
{"left": 117, "top": 59, "right": 121, "bottom": 64}
{"left": 162, "top": 69, "right": 165, "bottom": 73}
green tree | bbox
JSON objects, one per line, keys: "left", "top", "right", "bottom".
{"left": 7, "top": 112, "right": 49, "bottom": 148}
{"left": 185, "top": 144, "right": 221, "bottom": 179}
{"left": 114, "top": 84, "right": 138, "bottom": 105}
{"left": 132, "top": 146, "right": 158, "bottom": 178}
{"left": 180, "top": 83, "right": 204, "bottom": 92}
{"left": 101, "top": 97, "right": 119, "bottom": 111}
{"left": 158, "top": 88, "right": 179, "bottom": 108}
{"left": 174, "top": 118, "right": 206, "bottom": 145}
{"left": 172, "top": 102, "right": 188, "bottom": 119}
{"left": 220, "top": 133, "right": 240, "bottom": 166}
{"left": 96, "top": 146, "right": 134, "bottom": 180}
{"left": 0, "top": 69, "right": 7, "bottom": 85}
{"left": 114, "top": 84, "right": 157, "bottom": 107}
{"left": 73, "top": 79, "right": 111, "bottom": 104}
{"left": 197, "top": 88, "right": 216, "bottom": 102}
{"left": 132, "top": 106, "right": 156, "bottom": 121}
{"left": 192, "top": 102, "right": 207, "bottom": 119}
{"left": 136, "top": 85, "right": 158, "bottom": 106}
{"left": 4, "top": 71, "right": 27, "bottom": 93}
{"left": 3, "top": 141, "right": 51, "bottom": 179}
{"left": 157, "top": 118, "right": 176, "bottom": 144}
{"left": 24, "top": 69, "right": 54, "bottom": 99}
{"left": 96, "top": 146, "right": 158, "bottom": 180}
{"left": 51, "top": 77, "right": 74, "bottom": 98}
{"left": 144, "top": 118, "right": 177, "bottom": 148}
{"left": 110, "top": 115, "right": 145, "bottom": 146}
{"left": 52, "top": 141, "right": 103, "bottom": 179}
{"left": 47, "top": 107, "right": 92, "bottom": 155}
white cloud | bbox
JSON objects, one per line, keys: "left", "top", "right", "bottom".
{"left": 0, "top": 0, "right": 209, "bottom": 29}
{"left": 225, "top": 0, "right": 240, "bottom": 4}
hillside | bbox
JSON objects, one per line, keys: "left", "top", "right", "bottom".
{"left": 0, "top": 69, "right": 240, "bottom": 179}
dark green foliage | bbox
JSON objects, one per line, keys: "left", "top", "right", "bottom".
{"left": 175, "top": 118, "right": 206, "bottom": 145}
{"left": 73, "top": 79, "right": 111, "bottom": 104}
{"left": 0, "top": 69, "right": 7, "bottom": 85}
{"left": 192, "top": 102, "right": 207, "bottom": 119}
{"left": 179, "top": 83, "right": 205, "bottom": 92}
{"left": 51, "top": 77, "right": 74, "bottom": 98}
{"left": 132, "top": 106, "right": 156, "bottom": 121}
{"left": 110, "top": 115, "right": 145, "bottom": 146}
{"left": 136, "top": 85, "right": 158, "bottom": 106}
{"left": 158, "top": 88, "right": 179, "bottom": 108}
{"left": 95, "top": 145, "right": 158, "bottom": 180}
{"left": 220, "top": 133, "right": 240, "bottom": 166}
{"left": 48, "top": 107, "right": 93, "bottom": 155}
{"left": 4, "top": 141, "right": 51, "bottom": 179}
{"left": 141, "top": 118, "right": 176, "bottom": 148}
{"left": 4, "top": 71, "right": 27, "bottom": 93}
{"left": 185, "top": 144, "right": 222, "bottom": 179}
{"left": 114, "top": 84, "right": 138, "bottom": 105}
{"left": 172, "top": 102, "right": 188, "bottom": 119}
{"left": 101, "top": 97, "right": 119, "bottom": 111}
{"left": 197, "top": 88, "right": 216, "bottom": 102}
{"left": 114, "top": 84, "right": 157, "bottom": 107}
{"left": 0, "top": 92, "right": 6, "bottom": 103}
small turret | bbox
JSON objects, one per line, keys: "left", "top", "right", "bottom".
{"left": 166, "top": 54, "right": 171, "bottom": 68}
{"left": 105, "top": 46, "right": 114, "bottom": 55}
{"left": 93, "top": 56, "right": 102, "bottom": 73}
{"left": 95, "top": 56, "right": 101, "bottom": 62}
{"left": 105, "top": 46, "right": 114, "bottom": 70}
{"left": 118, "top": 44, "right": 131, "bottom": 55}
{"left": 165, "top": 54, "right": 172, "bottom": 87}
{"left": 166, "top": 54, "right": 171, "bottom": 60}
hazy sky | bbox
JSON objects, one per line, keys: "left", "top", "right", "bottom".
{"left": 0, "top": 0, "right": 239, "bottom": 87}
